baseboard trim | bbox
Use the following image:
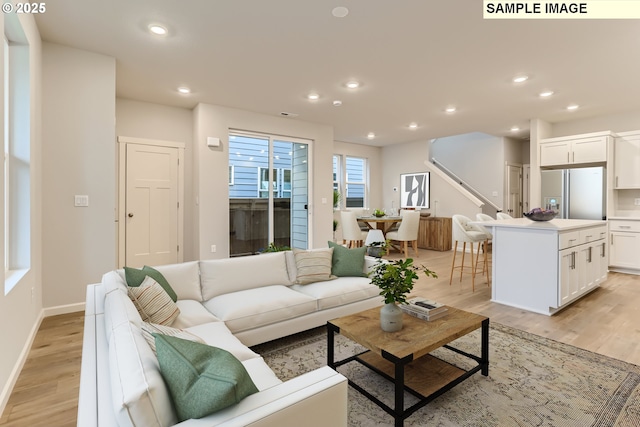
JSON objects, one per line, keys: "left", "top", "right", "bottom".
{"left": 0, "top": 308, "right": 44, "bottom": 417}
{"left": 43, "top": 302, "right": 85, "bottom": 317}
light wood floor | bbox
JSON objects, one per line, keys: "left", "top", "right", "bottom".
{"left": 2, "top": 248, "right": 640, "bottom": 426}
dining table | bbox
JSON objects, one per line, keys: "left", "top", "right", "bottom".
{"left": 356, "top": 215, "right": 403, "bottom": 234}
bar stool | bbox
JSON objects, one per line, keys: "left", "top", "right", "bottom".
{"left": 475, "top": 213, "right": 494, "bottom": 280}
{"left": 450, "top": 214, "right": 491, "bottom": 291}
{"left": 496, "top": 212, "right": 513, "bottom": 220}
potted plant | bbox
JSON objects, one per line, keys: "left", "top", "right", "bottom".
{"left": 367, "top": 239, "right": 389, "bottom": 258}
{"left": 369, "top": 258, "right": 437, "bottom": 332}
{"left": 260, "top": 242, "right": 291, "bottom": 253}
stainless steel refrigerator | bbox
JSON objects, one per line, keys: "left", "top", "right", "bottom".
{"left": 540, "top": 166, "right": 606, "bottom": 220}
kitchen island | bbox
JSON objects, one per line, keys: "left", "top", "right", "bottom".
{"left": 480, "top": 218, "right": 608, "bottom": 315}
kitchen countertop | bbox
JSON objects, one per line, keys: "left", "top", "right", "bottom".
{"left": 477, "top": 218, "right": 606, "bottom": 231}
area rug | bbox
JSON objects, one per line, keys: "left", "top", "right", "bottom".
{"left": 252, "top": 323, "right": 640, "bottom": 426}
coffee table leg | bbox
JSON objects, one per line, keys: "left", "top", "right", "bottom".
{"left": 394, "top": 361, "right": 405, "bottom": 427}
{"left": 327, "top": 322, "right": 336, "bottom": 369}
{"left": 481, "top": 318, "right": 489, "bottom": 376}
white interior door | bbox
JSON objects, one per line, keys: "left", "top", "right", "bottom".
{"left": 125, "top": 143, "right": 179, "bottom": 267}
{"left": 505, "top": 164, "right": 523, "bottom": 217}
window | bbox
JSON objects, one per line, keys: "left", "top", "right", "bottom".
{"left": 332, "top": 155, "right": 367, "bottom": 209}
{"left": 4, "top": 18, "right": 31, "bottom": 294}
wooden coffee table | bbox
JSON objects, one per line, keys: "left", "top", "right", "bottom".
{"left": 327, "top": 306, "right": 489, "bottom": 427}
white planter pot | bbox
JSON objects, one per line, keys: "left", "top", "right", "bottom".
{"left": 380, "top": 303, "right": 403, "bottom": 332}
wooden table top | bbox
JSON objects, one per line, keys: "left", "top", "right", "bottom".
{"left": 329, "top": 306, "right": 488, "bottom": 360}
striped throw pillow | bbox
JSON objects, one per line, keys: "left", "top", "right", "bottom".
{"left": 140, "top": 322, "right": 205, "bottom": 355}
{"left": 128, "top": 276, "right": 180, "bottom": 326}
{"left": 293, "top": 248, "right": 337, "bottom": 285}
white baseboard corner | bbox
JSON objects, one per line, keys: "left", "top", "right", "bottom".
{"left": 43, "top": 302, "right": 85, "bottom": 317}
{"left": 0, "top": 309, "right": 44, "bottom": 418}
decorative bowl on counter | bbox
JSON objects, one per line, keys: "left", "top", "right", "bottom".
{"left": 523, "top": 209, "right": 557, "bottom": 221}
{"left": 372, "top": 209, "right": 385, "bottom": 218}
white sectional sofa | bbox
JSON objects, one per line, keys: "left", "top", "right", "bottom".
{"left": 79, "top": 250, "right": 383, "bottom": 427}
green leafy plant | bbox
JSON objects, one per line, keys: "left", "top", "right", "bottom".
{"left": 333, "top": 219, "right": 339, "bottom": 232}
{"left": 262, "top": 242, "right": 291, "bottom": 252}
{"left": 370, "top": 258, "right": 437, "bottom": 304}
{"left": 333, "top": 190, "right": 341, "bottom": 209}
{"left": 372, "top": 209, "right": 385, "bottom": 218}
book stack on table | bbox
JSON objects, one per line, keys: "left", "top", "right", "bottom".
{"left": 400, "top": 297, "right": 448, "bottom": 321}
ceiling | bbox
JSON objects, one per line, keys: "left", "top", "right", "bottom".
{"left": 34, "top": 1, "right": 640, "bottom": 147}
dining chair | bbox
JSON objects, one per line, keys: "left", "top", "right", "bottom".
{"left": 450, "top": 214, "right": 491, "bottom": 291}
{"left": 496, "top": 212, "right": 513, "bottom": 220}
{"left": 385, "top": 210, "right": 420, "bottom": 258}
{"left": 340, "top": 211, "right": 368, "bottom": 248}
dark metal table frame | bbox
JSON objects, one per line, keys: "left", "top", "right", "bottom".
{"left": 327, "top": 318, "right": 489, "bottom": 427}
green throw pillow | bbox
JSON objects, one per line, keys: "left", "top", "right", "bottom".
{"left": 328, "top": 241, "right": 367, "bottom": 277}
{"left": 124, "top": 265, "right": 178, "bottom": 302}
{"left": 154, "top": 334, "right": 259, "bottom": 421}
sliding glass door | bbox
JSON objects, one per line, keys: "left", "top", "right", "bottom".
{"left": 228, "top": 132, "right": 310, "bottom": 256}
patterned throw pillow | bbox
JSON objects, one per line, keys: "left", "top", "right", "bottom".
{"left": 293, "top": 247, "right": 337, "bottom": 285}
{"left": 140, "top": 322, "right": 205, "bottom": 355}
{"left": 124, "top": 265, "right": 178, "bottom": 302}
{"left": 128, "top": 276, "right": 180, "bottom": 326}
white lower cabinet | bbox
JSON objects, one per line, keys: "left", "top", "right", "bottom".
{"left": 609, "top": 220, "right": 640, "bottom": 271}
{"left": 558, "top": 230, "right": 607, "bottom": 308}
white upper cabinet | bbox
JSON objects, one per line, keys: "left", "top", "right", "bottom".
{"left": 540, "top": 132, "right": 611, "bottom": 167}
{"left": 614, "top": 132, "right": 640, "bottom": 189}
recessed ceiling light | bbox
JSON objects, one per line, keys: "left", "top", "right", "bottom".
{"left": 149, "top": 24, "right": 168, "bottom": 36}
{"left": 511, "top": 126, "right": 520, "bottom": 132}
{"left": 409, "top": 122, "right": 418, "bottom": 129}
{"left": 539, "top": 91, "right": 554, "bottom": 97}
{"left": 445, "top": 107, "right": 457, "bottom": 113}
{"left": 307, "top": 93, "right": 320, "bottom": 100}
{"left": 346, "top": 81, "right": 360, "bottom": 89}
{"left": 367, "top": 132, "right": 375, "bottom": 139}
{"left": 513, "top": 75, "right": 529, "bottom": 83}
{"left": 333, "top": 100, "right": 342, "bottom": 106}
{"left": 567, "top": 104, "right": 579, "bottom": 110}
{"left": 332, "top": 6, "right": 349, "bottom": 18}
{"left": 177, "top": 87, "right": 190, "bottom": 94}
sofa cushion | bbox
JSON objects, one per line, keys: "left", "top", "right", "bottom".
{"left": 291, "top": 276, "right": 380, "bottom": 310}
{"left": 103, "top": 270, "right": 128, "bottom": 295}
{"left": 125, "top": 266, "right": 178, "bottom": 302}
{"left": 152, "top": 261, "right": 203, "bottom": 302}
{"left": 155, "top": 335, "right": 259, "bottom": 422}
{"left": 172, "top": 300, "right": 221, "bottom": 329}
{"left": 241, "top": 357, "right": 283, "bottom": 390}
{"left": 109, "top": 322, "right": 177, "bottom": 427}
{"left": 293, "top": 248, "right": 336, "bottom": 285}
{"left": 184, "top": 322, "right": 260, "bottom": 362}
{"left": 128, "top": 276, "right": 180, "bottom": 326}
{"left": 104, "top": 286, "right": 143, "bottom": 342}
{"left": 200, "top": 252, "right": 291, "bottom": 300}
{"left": 140, "top": 322, "right": 205, "bottom": 355}
{"left": 203, "top": 285, "right": 317, "bottom": 333}
{"left": 328, "top": 241, "right": 367, "bottom": 277}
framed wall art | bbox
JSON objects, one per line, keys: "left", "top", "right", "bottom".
{"left": 400, "top": 172, "right": 430, "bottom": 209}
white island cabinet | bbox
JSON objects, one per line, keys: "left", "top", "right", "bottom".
{"left": 481, "top": 218, "right": 607, "bottom": 315}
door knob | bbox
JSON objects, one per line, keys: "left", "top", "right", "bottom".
{"left": 128, "top": 213, "right": 134, "bottom": 218}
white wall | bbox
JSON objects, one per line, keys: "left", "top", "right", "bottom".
{"left": 115, "top": 98, "right": 195, "bottom": 261}
{"left": 382, "top": 139, "right": 483, "bottom": 220}
{"left": 193, "top": 103, "right": 334, "bottom": 259}
{"left": 0, "top": 13, "right": 42, "bottom": 415}
{"left": 551, "top": 109, "right": 640, "bottom": 137}
{"left": 431, "top": 132, "right": 505, "bottom": 209}
{"left": 41, "top": 43, "right": 116, "bottom": 308}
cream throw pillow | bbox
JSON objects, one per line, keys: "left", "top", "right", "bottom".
{"left": 128, "top": 276, "right": 180, "bottom": 326}
{"left": 140, "top": 322, "right": 204, "bottom": 355}
{"left": 293, "top": 247, "right": 337, "bottom": 285}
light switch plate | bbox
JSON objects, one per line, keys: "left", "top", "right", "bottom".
{"left": 75, "top": 195, "right": 89, "bottom": 207}
{"left": 635, "top": 198, "right": 640, "bottom": 206}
